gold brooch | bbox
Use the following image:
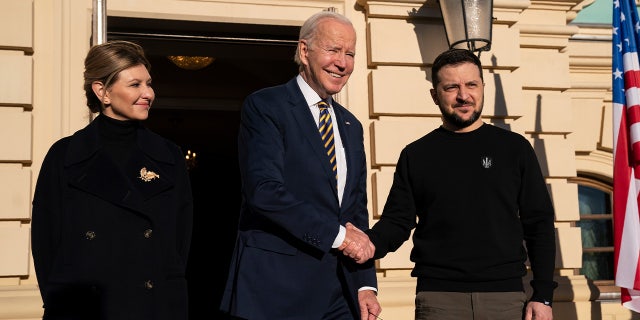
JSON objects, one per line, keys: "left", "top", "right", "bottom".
{"left": 139, "top": 167, "right": 160, "bottom": 182}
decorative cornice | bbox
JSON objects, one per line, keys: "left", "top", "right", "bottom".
{"left": 357, "top": 0, "right": 531, "bottom": 25}
{"left": 519, "top": 24, "right": 580, "bottom": 49}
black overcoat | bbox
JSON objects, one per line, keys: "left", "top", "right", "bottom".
{"left": 31, "top": 117, "right": 193, "bottom": 320}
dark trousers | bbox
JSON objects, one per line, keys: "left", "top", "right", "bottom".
{"left": 415, "top": 291, "right": 527, "bottom": 320}
{"left": 321, "top": 252, "right": 356, "bottom": 320}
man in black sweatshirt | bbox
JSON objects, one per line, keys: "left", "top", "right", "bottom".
{"left": 363, "top": 49, "right": 557, "bottom": 320}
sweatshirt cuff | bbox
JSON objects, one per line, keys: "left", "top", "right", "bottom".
{"left": 529, "top": 279, "right": 558, "bottom": 307}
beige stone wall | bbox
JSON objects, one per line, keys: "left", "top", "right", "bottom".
{"left": 0, "top": 0, "right": 636, "bottom": 319}
{"left": 0, "top": 0, "right": 41, "bottom": 318}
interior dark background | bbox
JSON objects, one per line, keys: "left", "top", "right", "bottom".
{"left": 107, "top": 16, "right": 300, "bottom": 318}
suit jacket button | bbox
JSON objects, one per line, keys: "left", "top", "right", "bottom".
{"left": 143, "top": 229, "right": 153, "bottom": 239}
{"left": 144, "top": 280, "right": 154, "bottom": 289}
{"left": 85, "top": 231, "right": 96, "bottom": 240}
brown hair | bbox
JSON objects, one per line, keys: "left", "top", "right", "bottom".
{"left": 431, "top": 49, "right": 483, "bottom": 88}
{"left": 83, "top": 40, "right": 151, "bottom": 113}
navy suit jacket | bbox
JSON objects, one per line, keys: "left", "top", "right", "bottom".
{"left": 220, "top": 77, "right": 377, "bottom": 319}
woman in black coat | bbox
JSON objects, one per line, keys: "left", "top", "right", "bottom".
{"left": 31, "top": 40, "right": 194, "bottom": 320}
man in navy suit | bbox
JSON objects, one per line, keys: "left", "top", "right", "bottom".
{"left": 220, "top": 10, "right": 381, "bottom": 320}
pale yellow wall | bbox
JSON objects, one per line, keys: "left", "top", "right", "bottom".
{"left": 0, "top": 0, "right": 636, "bottom": 319}
{"left": 0, "top": 0, "right": 32, "bottom": 281}
{"left": 0, "top": 0, "right": 41, "bottom": 318}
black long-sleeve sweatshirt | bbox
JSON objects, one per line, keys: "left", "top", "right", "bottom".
{"left": 367, "top": 123, "right": 557, "bottom": 305}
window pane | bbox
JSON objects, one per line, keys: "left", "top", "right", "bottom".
{"left": 581, "top": 252, "right": 614, "bottom": 280}
{"left": 577, "top": 185, "right": 610, "bottom": 215}
{"left": 576, "top": 219, "right": 613, "bottom": 248}
{"left": 576, "top": 183, "right": 614, "bottom": 282}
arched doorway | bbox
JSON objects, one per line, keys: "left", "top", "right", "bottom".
{"left": 107, "top": 16, "right": 299, "bottom": 318}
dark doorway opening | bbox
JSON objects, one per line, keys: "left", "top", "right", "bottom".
{"left": 107, "top": 16, "right": 300, "bottom": 318}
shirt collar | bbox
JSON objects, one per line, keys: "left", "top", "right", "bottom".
{"left": 296, "top": 74, "right": 331, "bottom": 107}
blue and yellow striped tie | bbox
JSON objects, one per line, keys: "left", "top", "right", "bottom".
{"left": 318, "top": 100, "right": 337, "bottom": 183}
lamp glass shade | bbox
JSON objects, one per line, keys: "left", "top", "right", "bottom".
{"left": 439, "top": 0, "right": 493, "bottom": 52}
{"left": 167, "top": 56, "right": 215, "bottom": 70}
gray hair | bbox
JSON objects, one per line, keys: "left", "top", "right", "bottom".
{"left": 293, "top": 10, "right": 354, "bottom": 69}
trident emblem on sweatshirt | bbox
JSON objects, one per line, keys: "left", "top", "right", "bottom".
{"left": 481, "top": 156, "right": 493, "bottom": 169}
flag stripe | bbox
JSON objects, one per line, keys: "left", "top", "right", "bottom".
{"left": 613, "top": 0, "right": 640, "bottom": 312}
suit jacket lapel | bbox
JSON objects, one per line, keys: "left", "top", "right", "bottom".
{"left": 285, "top": 79, "right": 338, "bottom": 193}
{"left": 333, "top": 104, "right": 354, "bottom": 197}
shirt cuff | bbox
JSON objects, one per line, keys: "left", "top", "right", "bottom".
{"left": 332, "top": 225, "right": 346, "bottom": 248}
{"left": 529, "top": 279, "right": 558, "bottom": 307}
{"left": 358, "top": 286, "right": 378, "bottom": 293}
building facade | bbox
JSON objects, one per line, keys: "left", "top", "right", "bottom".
{"left": 0, "top": 0, "right": 636, "bottom": 319}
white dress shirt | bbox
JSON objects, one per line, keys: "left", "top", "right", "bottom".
{"left": 296, "top": 75, "right": 348, "bottom": 248}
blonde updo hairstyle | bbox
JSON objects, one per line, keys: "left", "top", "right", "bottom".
{"left": 83, "top": 40, "right": 152, "bottom": 113}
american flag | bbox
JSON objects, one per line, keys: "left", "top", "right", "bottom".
{"left": 612, "top": 0, "right": 640, "bottom": 312}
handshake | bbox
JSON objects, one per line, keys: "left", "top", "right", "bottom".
{"left": 337, "top": 222, "right": 375, "bottom": 264}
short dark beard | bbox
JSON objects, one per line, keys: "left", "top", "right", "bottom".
{"left": 440, "top": 105, "right": 482, "bottom": 130}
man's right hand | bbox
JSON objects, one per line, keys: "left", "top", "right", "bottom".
{"left": 337, "top": 222, "right": 375, "bottom": 263}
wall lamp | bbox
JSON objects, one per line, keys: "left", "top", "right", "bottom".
{"left": 438, "top": 0, "right": 493, "bottom": 56}
{"left": 167, "top": 56, "right": 215, "bottom": 70}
